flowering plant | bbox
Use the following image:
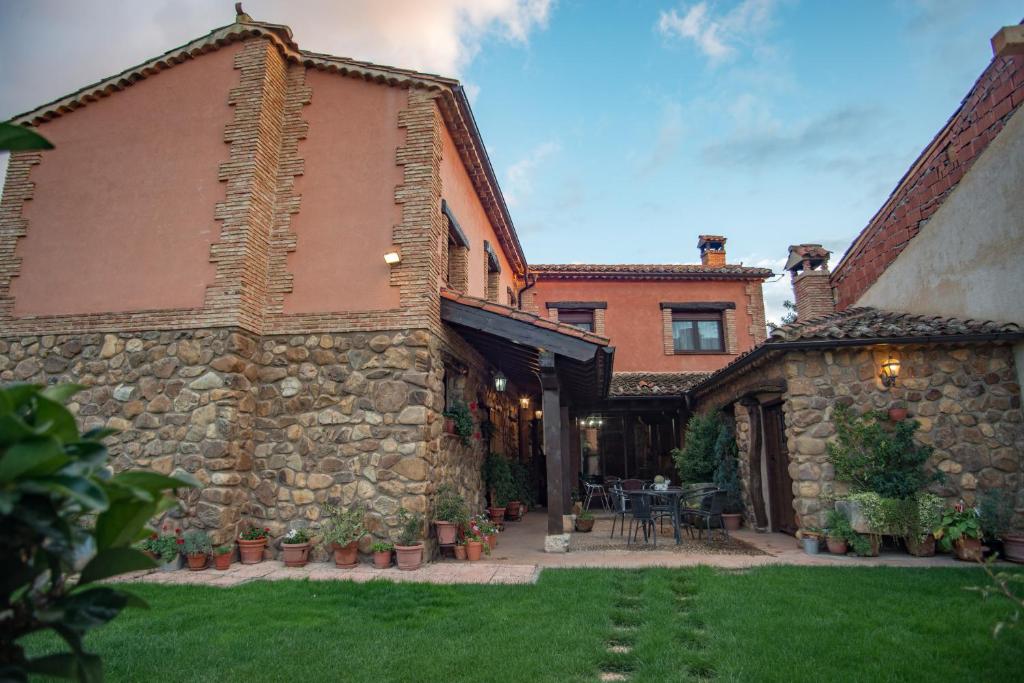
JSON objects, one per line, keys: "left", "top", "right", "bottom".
{"left": 139, "top": 533, "right": 180, "bottom": 563}
{"left": 282, "top": 528, "right": 312, "bottom": 545}
{"left": 474, "top": 514, "right": 497, "bottom": 536}
{"left": 463, "top": 518, "right": 491, "bottom": 555}
{"left": 239, "top": 526, "right": 271, "bottom": 541}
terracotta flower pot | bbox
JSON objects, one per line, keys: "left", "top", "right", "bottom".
{"left": 1003, "top": 534, "right": 1024, "bottom": 564}
{"left": 466, "top": 541, "right": 483, "bottom": 561}
{"left": 575, "top": 517, "right": 595, "bottom": 533}
{"left": 444, "top": 418, "right": 456, "bottom": 435}
{"left": 826, "top": 537, "right": 848, "bottom": 555}
{"left": 722, "top": 513, "right": 742, "bottom": 532}
{"left": 395, "top": 543, "right": 424, "bottom": 571}
{"left": 505, "top": 501, "right": 521, "bottom": 520}
{"left": 906, "top": 534, "right": 936, "bottom": 557}
{"left": 214, "top": 552, "right": 232, "bottom": 570}
{"left": 435, "top": 520, "right": 458, "bottom": 546}
{"left": 186, "top": 553, "right": 207, "bottom": 571}
{"left": 486, "top": 533, "right": 497, "bottom": 551}
{"left": 888, "top": 407, "right": 908, "bottom": 421}
{"left": 487, "top": 507, "right": 505, "bottom": 526}
{"left": 237, "top": 538, "right": 266, "bottom": 564}
{"left": 333, "top": 541, "right": 359, "bottom": 568}
{"left": 954, "top": 536, "right": 983, "bottom": 562}
{"left": 372, "top": 550, "right": 392, "bottom": 569}
{"left": 454, "top": 544, "right": 467, "bottom": 560}
{"left": 281, "top": 542, "right": 311, "bottom": 568}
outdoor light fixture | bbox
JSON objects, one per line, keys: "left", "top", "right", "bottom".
{"left": 519, "top": 396, "right": 531, "bottom": 408}
{"left": 880, "top": 353, "right": 901, "bottom": 388}
{"left": 534, "top": 410, "right": 543, "bottom": 420}
{"left": 383, "top": 251, "right": 401, "bottom": 265}
{"left": 493, "top": 370, "right": 508, "bottom": 392}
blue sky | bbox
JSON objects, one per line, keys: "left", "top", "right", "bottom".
{"left": 1, "top": 0, "right": 1021, "bottom": 323}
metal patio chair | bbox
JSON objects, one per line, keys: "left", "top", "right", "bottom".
{"left": 626, "top": 491, "right": 658, "bottom": 546}
{"left": 582, "top": 480, "right": 610, "bottom": 512}
{"left": 680, "top": 490, "right": 730, "bottom": 543}
{"left": 609, "top": 484, "right": 630, "bottom": 538}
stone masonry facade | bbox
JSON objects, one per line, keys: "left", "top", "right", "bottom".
{"left": 782, "top": 343, "right": 1023, "bottom": 528}
{"left": 0, "top": 326, "right": 506, "bottom": 557}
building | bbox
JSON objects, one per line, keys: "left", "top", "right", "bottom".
{"left": 0, "top": 9, "right": 618, "bottom": 549}
{"left": 525, "top": 236, "right": 771, "bottom": 482}
{"left": 691, "top": 24, "right": 1024, "bottom": 533}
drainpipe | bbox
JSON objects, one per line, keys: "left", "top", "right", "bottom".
{"left": 516, "top": 272, "right": 537, "bottom": 310}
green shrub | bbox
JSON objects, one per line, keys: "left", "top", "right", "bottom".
{"left": 483, "top": 453, "right": 516, "bottom": 506}
{"left": 139, "top": 533, "right": 181, "bottom": 563}
{"left": 0, "top": 383, "right": 196, "bottom": 681}
{"left": 827, "top": 404, "right": 940, "bottom": 499}
{"left": 443, "top": 401, "right": 474, "bottom": 445}
{"left": 182, "top": 530, "right": 212, "bottom": 556}
{"left": 371, "top": 541, "right": 394, "bottom": 553}
{"left": 935, "top": 507, "right": 982, "bottom": 551}
{"left": 433, "top": 484, "right": 468, "bottom": 525}
{"left": 396, "top": 508, "right": 423, "bottom": 546}
{"left": 978, "top": 490, "right": 1014, "bottom": 540}
{"left": 320, "top": 504, "right": 366, "bottom": 547}
{"left": 510, "top": 460, "right": 536, "bottom": 506}
{"left": 673, "top": 413, "right": 720, "bottom": 483}
{"left": 712, "top": 423, "right": 742, "bottom": 514}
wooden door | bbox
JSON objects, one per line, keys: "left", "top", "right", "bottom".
{"left": 762, "top": 401, "right": 796, "bottom": 534}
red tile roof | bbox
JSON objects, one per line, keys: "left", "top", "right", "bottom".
{"left": 610, "top": 372, "right": 709, "bottom": 397}
{"left": 440, "top": 289, "right": 611, "bottom": 346}
{"left": 530, "top": 263, "right": 773, "bottom": 280}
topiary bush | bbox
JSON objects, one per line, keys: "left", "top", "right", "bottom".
{"left": 673, "top": 413, "right": 720, "bottom": 483}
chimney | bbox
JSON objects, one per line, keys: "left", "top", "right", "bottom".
{"left": 698, "top": 235, "right": 727, "bottom": 266}
{"left": 785, "top": 244, "right": 835, "bottom": 321}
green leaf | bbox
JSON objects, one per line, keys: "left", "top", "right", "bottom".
{"left": 27, "top": 474, "right": 109, "bottom": 512}
{"left": 0, "top": 437, "right": 69, "bottom": 481}
{"left": 80, "top": 426, "right": 118, "bottom": 441}
{"left": 0, "top": 121, "right": 54, "bottom": 151}
{"left": 23, "top": 653, "right": 80, "bottom": 679}
{"left": 77, "top": 547, "right": 156, "bottom": 586}
{"left": 32, "top": 395, "right": 79, "bottom": 443}
{"left": 95, "top": 500, "right": 157, "bottom": 550}
{"left": 40, "top": 383, "right": 84, "bottom": 404}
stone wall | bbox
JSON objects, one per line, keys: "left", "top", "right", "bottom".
{"left": 0, "top": 325, "right": 514, "bottom": 558}
{"left": 782, "top": 343, "right": 1024, "bottom": 528}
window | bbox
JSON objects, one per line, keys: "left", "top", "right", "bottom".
{"left": 672, "top": 312, "right": 723, "bottom": 352}
{"left": 484, "top": 240, "right": 501, "bottom": 302}
{"left": 442, "top": 200, "right": 469, "bottom": 291}
{"left": 558, "top": 309, "right": 595, "bottom": 332}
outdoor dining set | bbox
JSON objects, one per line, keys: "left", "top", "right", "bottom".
{"left": 580, "top": 478, "right": 731, "bottom": 547}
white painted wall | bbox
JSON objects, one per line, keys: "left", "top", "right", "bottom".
{"left": 858, "top": 108, "right": 1024, "bottom": 390}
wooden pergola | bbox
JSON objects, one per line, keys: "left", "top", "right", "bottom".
{"left": 441, "top": 296, "right": 614, "bottom": 536}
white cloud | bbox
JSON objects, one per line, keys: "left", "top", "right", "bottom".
{"left": 0, "top": 0, "right": 553, "bottom": 120}
{"left": 656, "top": 0, "right": 780, "bottom": 63}
{"left": 635, "top": 101, "right": 685, "bottom": 177}
{"left": 504, "top": 141, "right": 560, "bottom": 207}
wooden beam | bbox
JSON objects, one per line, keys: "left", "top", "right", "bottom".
{"left": 540, "top": 352, "right": 564, "bottom": 534}
{"left": 560, "top": 404, "right": 571, "bottom": 517}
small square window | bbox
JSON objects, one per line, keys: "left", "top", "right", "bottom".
{"left": 559, "top": 309, "right": 595, "bottom": 332}
{"left": 671, "top": 312, "right": 723, "bottom": 352}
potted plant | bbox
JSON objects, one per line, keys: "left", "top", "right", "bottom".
{"left": 433, "top": 484, "right": 467, "bottom": 546}
{"left": 395, "top": 508, "right": 425, "bottom": 571}
{"left": 371, "top": 541, "right": 394, "bottom": 569}
{"left": 936, "top": 505, "right": 983, "bottom": 561}
{"left": 905, "top": 493, "right": 943, "bottom": 557}
{"left": 281, "top": 528, "right": 313, "bottom": 567}
{"left": 713, "top": 426, "right": 743, "bottom": 531}
{"left": 321, "top": 504, "right": 366, "bottom": 568}
{"left": 505, "top": 499, "right": 522, "bottom": 521}
{"left": 887, "top": 401, "right": 908, "bottom": 422}
{"left": 213, "top": 544, "right": 233, "bottom": 570}
{"left": 238, "top": 526, "right": 270, "bottom": 564}
{"left": 799, "top": 528, "right": 823, "bottom": 555}
{"left": 453, "top": 539, "right": 467, "bottom": 560}
{"left": 1004, "top": 531, "right": 1024, "bottom": 564}
{"left": 575, "top": 509, "right": 595, "bottom": 533}
{"left": 140, "top": 532, "right": 181, "bottom": 571}
{"left": 465, "top": 533, "right": 484, "bottom": 561}
{"left": 978, "top": 489, "right": 1014, "bottom": 559}
{"left": 182, "top": 530, "right": 212, "bottom": 570}
{"left": 672, "top": 413, "right": 721, "bottom": 485}
{"left": 824, "top": 510, "right": 851, "bottom": 555}
{"left": 483, "top": 453, "right": 515, "bottom": 526}
{"left": 443, "top": 401, "right": 474, "bottom": 445}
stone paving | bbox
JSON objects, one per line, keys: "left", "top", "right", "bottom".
{"left": 119, "top": 559, "right": 540, "bottom": 587}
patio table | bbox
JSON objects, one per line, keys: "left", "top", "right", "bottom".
{"left": 635, "top": 487, "right": 686, "bottom": 544}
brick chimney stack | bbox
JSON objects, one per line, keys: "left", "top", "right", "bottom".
{"left": 698, "top": 235, "right": 727, "bottom": 266}
{"left": 785, "top": 244, "right": 835, "bottom": 321}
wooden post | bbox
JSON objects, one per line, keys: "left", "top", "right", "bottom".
{"left": 560, "top": 404, "right": 571, "bottom": 515}
{"left": 540, "top": 352, "right": 564, "bottom": 534}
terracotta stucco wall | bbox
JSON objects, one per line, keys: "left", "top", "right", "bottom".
{"left": 283, "top": 71, "right": 405, "bottom": 314}
{"left": 437, "top": 119, "right": 515, "bottom": 301}
{"left": 529, "top": 278, "right": 759, "bottom": 371}
{"left": 10, "top": 45, "right": 239, "bottom": 315}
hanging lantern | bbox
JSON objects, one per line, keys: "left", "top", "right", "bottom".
{"left": 519, "top": 396, "right": 531, "bottom": 408}
{"left": 493, "top": 370, "right": 508, "bottom": 392}
{"left": 534, "top": 409, "right": 543, "bottom": 420}
{"left": 879, "top": 353, "right": 901, "bottom": 387}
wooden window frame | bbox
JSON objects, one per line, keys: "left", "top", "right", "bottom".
{"left": 670, "top": 311, "right": 725, "bottom": 354}
{"left": 557, "top": 308, "right": 595, "bottom": 332}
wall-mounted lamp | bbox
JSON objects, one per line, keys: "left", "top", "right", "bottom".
{"left": 383, "top": 251, "right": 401, "bottom": 265}
{"left": 493, "top": 370, "right": 508, "bottom": 393}
{"left": 534, "top": 409, "right": 543, "bottom": 420}
{"left": 879, "top": 353, "right": 901, "bottom": 388}
{"left": 519, "top": 396, "right": 531, "bottom": 408}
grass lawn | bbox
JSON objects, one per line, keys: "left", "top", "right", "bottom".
{"left": 25, "top": 566, "right": 1021, "bottom": 682}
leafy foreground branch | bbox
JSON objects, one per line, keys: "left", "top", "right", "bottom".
{"left": 0, "top": 383, "right": 196, "bottom": 682}
{"left": 966, "top": 557, "right": 1024, "bottom": 638}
